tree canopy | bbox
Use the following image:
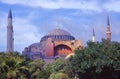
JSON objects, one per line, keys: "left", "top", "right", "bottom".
{"left": 0, "top": 52, "right": 29, "bottom": 79}
{"left": 68, "top": 39, "right": 120, "bottom": 79}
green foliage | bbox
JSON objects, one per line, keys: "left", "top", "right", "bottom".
{"left": 0, "top": 52, "right": 30, "bottom": 78}
{"left": 28, "top": 58, "right": 45, "bottom": 73}
{"left": 46, "top": 58, "right": 66, "bottom": 73}
{"left": 28, "top": 58, "right": 48, "bottom": 78}
{"left": 69, "top": 39, "right": 120, "bottom": 79}
{"left": 48, "top": 72, "right": 69, "bottom": 79}
{"left": 0, "top": 52, "right": 49, "bottom": 78}
{"left": 46, "top": 58, "right": 74, "bottom": 78}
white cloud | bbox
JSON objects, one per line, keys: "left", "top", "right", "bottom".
{"left": 0, "top": 0, "right": 102, "bottom": 12}
{"left": 13, "top": 17, "right": 40, "bottom": 44}
{"left": 14, "top": 16, "right": 42, "bottom": 52}
{"left": 1, "top": 0, "right": 120, "bottom": 12}
{"left": 103, "top": 0, "right": 120, "bottom": 12}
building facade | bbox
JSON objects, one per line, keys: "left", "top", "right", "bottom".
{"left": 22, "top": 28, "right": 84, "bottom": 60}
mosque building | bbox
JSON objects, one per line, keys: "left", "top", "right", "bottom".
{"left": 22, "top": 27, "right": 84, "bottom": 60}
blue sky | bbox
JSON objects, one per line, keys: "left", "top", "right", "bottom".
{"left": 0, "top": 0, "right": 120, "bottom": 53}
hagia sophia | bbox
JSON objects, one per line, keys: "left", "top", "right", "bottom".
{"left": 6, "top": 9, "right": 111, "bottom": 62}
{"left": 22, "top": 27, "right": 84, "bottom": 60}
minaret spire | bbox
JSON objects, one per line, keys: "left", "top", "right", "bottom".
{"left": 8, "top": 9, "right": 12, "bottom": 18}
{"left": 7, "top": 9, "right": 14, "bottom": 52}
{"left": 92, "top": 28, "right": 95, "bottom": 42}
{"left": 106, "top": 15, "right": 111, "bottom": 43}
{"left": 107, "top": 15, "right": 110, "bottom": 26}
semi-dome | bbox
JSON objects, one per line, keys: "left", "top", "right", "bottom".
{"left": 41, "top": 28, "right": 75, "bottom": 42}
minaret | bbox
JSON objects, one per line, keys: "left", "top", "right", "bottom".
{"left": 92, "top": 28, "right": 95, "bottom": 42}
{"left": 7, "top": 9, "right": 14, "bottom": 52}
{"left": 106, "top": 16, "right": 111, "bottom": 43}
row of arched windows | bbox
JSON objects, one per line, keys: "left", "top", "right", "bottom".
{"left": 41, "top": 35, "right": 75, "bottom": 41}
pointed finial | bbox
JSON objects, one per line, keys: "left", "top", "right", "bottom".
{"left": 107, "top": 15, "right": 110, "bottom": 26}
{"left": 106, "top": 15, "right": 111, "bottom": 32}
{"left": 56, "top": 25, "right": 60, "bottom": 29}
{"left": 56, "top": 23, "right": 60, "bottom": 29}
{"left": 8, "top": 9, "right": 12, "bottom": 18}
{"left": 93, "top": 28, "right": 95, "bottom": 36}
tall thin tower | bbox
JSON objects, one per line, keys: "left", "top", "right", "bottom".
{"left": 106, "top": 16, "right": 111, "bottom": 43}
{"left": 92, "top": 28, "right": 95, "bottom": 42}
{"left": 7, "top": 9, "right": 14, "bottom": 52}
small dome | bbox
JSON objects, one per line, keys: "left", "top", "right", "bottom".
{"left": 29, "top": 43, "right": 40, "bottom": 47}
{"left": 47, "top": 29, "right": 71, "bottom": 36}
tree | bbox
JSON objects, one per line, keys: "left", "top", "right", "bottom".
{"left": 48, "top": 72, "right": 69, "bottom": 79}
{"left": 0, "top": 52, "right": 30, "bottom": 79}
{"left": 0, "top": 52, "right": 7, "bottom": 78}
{"left": 46, "top": 58, "right": 68, "bottom": 74}
{"left": 46, "top": 58, "right": 73, "bottom": 79}
{"left": 28, "top": 58, "right": 47, "bottom": 78}
{"left": 68, "top": 39, "right": 120, "bottom": 79}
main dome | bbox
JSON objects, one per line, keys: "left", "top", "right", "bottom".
{"left": 47, "top": 29, "right": 71, "bottom": 36}
{"left": 41, "top": 28, "right": 75, "bottom": 42}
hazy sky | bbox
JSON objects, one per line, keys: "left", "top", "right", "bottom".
{"left": 0, "top": 0, "right": 120, "bottom": 53}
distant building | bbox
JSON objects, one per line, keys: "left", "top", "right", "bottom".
{"left": 22, "top": 28, "right": 84, "bottom": 61}
{"left": 7, "top": 9, "right": 14, "bottom": 52}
